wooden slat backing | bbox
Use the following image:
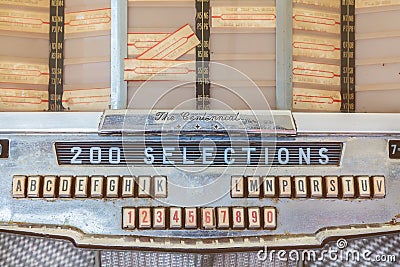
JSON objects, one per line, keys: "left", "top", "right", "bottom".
{"left": 0, "top": 0, "right": 48, "bottom": 8}
{"left": 126, "top": 1, "right": 277, "bottom": 110}
{"left": 355, "top": 2, "right": 400, "bottom": 112}
{"left": 356, "top": 0, "right": 400, "bottom": 8}
{"left": 293, "top": 88, "right": 341, "bottom": 111}
{"left": 211, "top": 7, "right": 276, "bottom": 28}
{"left": 0, "top": 60, "right": 49, "bottom": 85}
{"left": 0, "top": 8, "right": 49, "bottom": 34}
{"left": 0, "top": 87, "right": 47, "bottom": 111}
{"left": 63, "top": 87, "right": 110, "bottom": 111}
{"left": 292, "top": 1, "right": 342, "bottom": 112}
{"left": 0, "top": 0, "right": 48, "bottom": 111}
{"left": 65, "top": 8, "right": 111, "bottom": 36}
{"left": 61, "top": 0, "right": 111, "bottom": 111}
{"left": 0, "top": 0, "right": 111, "bottom": 111}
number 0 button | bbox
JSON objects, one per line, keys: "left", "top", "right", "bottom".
{"left": 263, "top": 207, "right": 277, "bottom": 229}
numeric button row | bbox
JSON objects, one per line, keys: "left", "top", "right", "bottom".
{"left": 122, "top": 207, "right": 277, "bottom": 230}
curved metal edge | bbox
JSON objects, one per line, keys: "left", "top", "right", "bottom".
{"left": 0, "top": 222, "right": 399, "bottom": 252}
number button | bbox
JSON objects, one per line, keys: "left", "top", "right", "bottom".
{"left": 122, "top": 207, "right": 135, "bottom": 229}
{"left": 248, "top": 207, "right": 261, "bottom": 229}
{"left": 263, "top": 207, "right": 277, "bottom": 229}
{"left": 138, "top": 208, "right": 151, "bottom": 229}
{"left": 201, "top": 208, "right": 215, "bottom": 229}
{"left": 169, "top": 207, "right": 182, "bottom": 229}
{"left": 153, "top": 207, "right": 166, "bottom": 229}
{"left": 217, "top": 207, "right": 230, "bottom": 229}
{"left": 232, "top": 207, "right": 245, "bottom": 229}
{"left": 185, "top": 208, "right": 198, "bottom": 229}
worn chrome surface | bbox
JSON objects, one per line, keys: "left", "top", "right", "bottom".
{"left": 99, "top": 110, "right": 295, "bottom": 135}
{"left": 0, "top": 111, "right": 399, "bottom": 250}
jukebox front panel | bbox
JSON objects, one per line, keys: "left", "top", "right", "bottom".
{"left": 0, "top": 110, "right": 398, "bottom": 250}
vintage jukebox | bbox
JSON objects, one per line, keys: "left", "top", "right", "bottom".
{"left": 0, "top": 0, "right": 400, "bottom": 266}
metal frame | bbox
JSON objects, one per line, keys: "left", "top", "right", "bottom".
{"left": 276, "top": 0, "right": 293, "bottom": 110}
{"left": 1, "top": 112, "right": 400, "bottom": 134}
{"left": 110, "top": 0, "right": 128, "bottom": 109}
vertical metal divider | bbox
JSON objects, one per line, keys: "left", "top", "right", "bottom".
{"left": 48, "top": 0, "right": 65, "bottom": 111}
{"left": 111, "top": 0, "right": 128, "bottom": 110}
{"left": 195, "top": 0, "right": 211, "bottom": 110}
{"left": 275, "top": 0, "right": 293, "bottom": 110}
{"left": 340, "top": 0, "right": 355, "bottom": 112}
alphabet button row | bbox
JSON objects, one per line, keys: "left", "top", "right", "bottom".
{"left": 12, "top": 175, "right": 167, "bottom": 199}
{"left": 122, "top": 206, "right": 277, "bottom": 230}
{"left": 231, "top": 175, "right": 386, "bottom": 199}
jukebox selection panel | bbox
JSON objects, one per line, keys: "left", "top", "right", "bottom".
{"left": 1, "top": 0, "right": 400, "bottom": 112}
{"left": 0, "top": 110, "right": 398, "bottom": 250}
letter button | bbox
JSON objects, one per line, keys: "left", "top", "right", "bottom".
{"left": 12, "top": 175, "right": 26, "bottom": 198}
{"left": 90, "top": 176, "right": 104, "bottom": 198}
{"left": 138, "top": 176, "right": 151, "bottom": 198}
{"left": 231, "top": 176, "right": 244, "bottom": 198}
{"left": 74, "top": 176, "right": 88, "bottom": 198}
{"left": 27, "top": 176, "right": 41, "bottom": 198}
{"left": 294, "top": 176, "right": 307, "bottom": 198}
{"left": 341, "top": 176, "right": 355, "bottom": 198}
{"left": 106, "top": 176, "right": 119, "bottom": 198}
{"left": 325, "top": 176, "right": 339, "bottom": 198}
{"left": 247, "top": 176, "right": 260, "bottom": 197}
{"left": 154, "top": 176, "right": 167, "bottom": 198}
{"left": 372, "top": 176, "right": 385, "bottom": 198}
{"left": 59, "top": 176, "right": 73, "bottom": 198}
{"left": 263, "top": 176, "right": 276, "bottom": 197}
{"left": 278, "top": 176, "right": 292, "bottom": 197}
{"left": 121, "top": 176, "right": 135, "bottom": 197}
{"left": 201, "top": 208, "right": 215, "bottom": 229}
{"left": 138, "top": 208, "right": 152, "bottom": 229}
{"left": 43, "top": 176, "right": 57, "bottom": 198}
{"left": 357, "top": 176, "right": 371, "bottom": 198}
{"left": 310, "top": 176, "right": 323, "bottom": 198}
{"left": 122, "top": 207, "right": 135, "bottom": 229}
{"left": 153, "top": 207, "right": 166, "bottom": 229}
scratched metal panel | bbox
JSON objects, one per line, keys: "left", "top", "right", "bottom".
{"left": 0, "top": 112, "right": 399, "bottom": 250}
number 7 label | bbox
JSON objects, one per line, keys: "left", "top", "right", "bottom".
{"left": 217, "top": 207, "right": 230, "bottom": 228}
